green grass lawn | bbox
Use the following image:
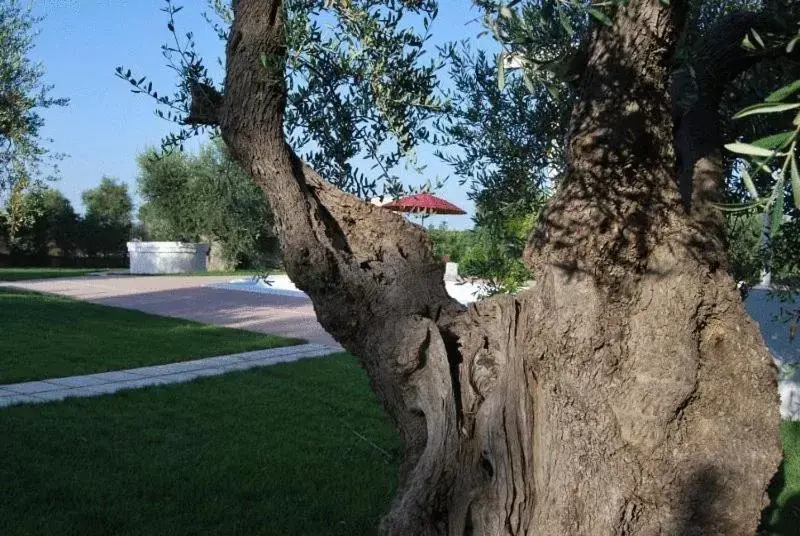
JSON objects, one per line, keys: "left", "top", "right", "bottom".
{"left": 0, "top": 288, "right": 300, "bottom": 384}
{"left": 0, "top": 267, "right": 110, "bottom": 281}
{"left": 0, "top": 351, "right": 797, "bottom": 534}
{"left": 762, "top": 421, "right": 800, "bottom": 534}
{"left": 0, "top": 355, "right": 399, "bottom": 536}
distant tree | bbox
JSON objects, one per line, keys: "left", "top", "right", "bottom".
{"left": 80, "top": 177, "right": 132, "bottom": 257}
{"left": 136, "top": 150, "right": 197, "bottom": 242}
{"left": 426, "top": 223, "right": 473, "bottom": 263}
{"left": 36, "top": 188, "right": 79, "bottom": 255}
{"left": 137, "top": 138, "right": 279, "bottom": 268}
{"left": 0, "top": 0, "right": 68, "bottom": 195}
{"left": 6, "top": 187, "right": 78, "bottom": 256}
{"left": 1, "top": 178, "right": 43, "bottom": 254}
{"left": 135, "top": 197, "right": 178, "bottom": 242}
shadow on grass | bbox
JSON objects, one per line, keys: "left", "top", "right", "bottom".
{"left": 761, "top": 460, "right": 800, "bottom": 535}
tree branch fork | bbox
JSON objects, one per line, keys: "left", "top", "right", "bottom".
{"left": 181, "top": 0, "right": 786, "bottom": 532}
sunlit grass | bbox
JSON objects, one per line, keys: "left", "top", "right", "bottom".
{"left": 0, "top": 288, "right": 300, "bottom": 383}
{"left": 0, "top": 354, "right": 399, "bottom": 536}
{"left": 762, "top": 421, "right": 800, "bottom": 534}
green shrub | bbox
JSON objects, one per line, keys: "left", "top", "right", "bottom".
{"left": 427, "top": 225, "right": 475, "bottom": 263}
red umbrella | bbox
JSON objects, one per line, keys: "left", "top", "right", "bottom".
{"left": 382, "top": 193, "right": 466, "bottom": 215}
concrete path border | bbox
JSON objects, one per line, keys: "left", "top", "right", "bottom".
{"left": 0, "top": 343, "right": 337, "bottom": 408}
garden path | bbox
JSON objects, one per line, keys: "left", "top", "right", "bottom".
{"left": 0, "top": 343, "right": 336, "bottom": 407}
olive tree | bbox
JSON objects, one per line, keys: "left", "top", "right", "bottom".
{"left": 124, "top": 0, "right": 800, "bottom": 532}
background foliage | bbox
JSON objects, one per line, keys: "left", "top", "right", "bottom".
{"left": 1, "top": 177, "right": 132, "bottom": 263}
{"left": 0, "top": 0, "right": 67, "bottom": 196}
{"left": 136, "top": 138, "right": 279, "bottom": 269}
{"left": 80, "top": 177, "right": 133, "bottom": 257}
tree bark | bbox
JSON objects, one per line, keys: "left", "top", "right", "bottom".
{"left": 208, "top": 0, "right": 783, "bottom": 533}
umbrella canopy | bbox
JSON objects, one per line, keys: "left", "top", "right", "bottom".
{"left": 382, "top": 193, "right": 466, "bottom": 215}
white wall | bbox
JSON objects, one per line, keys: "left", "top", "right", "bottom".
{"left": 127, "top": 242, "right": 209, "bottom": 274}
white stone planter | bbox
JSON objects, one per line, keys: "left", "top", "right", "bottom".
{"left": 444, "top": 262, "right": 459, "bottom": 281}
{"left": 127, "top": 242, "right": 209, "bottom": 275}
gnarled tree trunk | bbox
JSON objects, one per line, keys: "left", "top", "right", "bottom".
{"left": 198, "top": 0, "right": 784, "bottom": 533}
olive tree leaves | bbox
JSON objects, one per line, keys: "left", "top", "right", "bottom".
{"left": 725, "top": 24, "right": 800, "bottom": 237}
{"left": 474, "top": 0, "right": 626, "bottom": 98}
{"left": 115, "top": 1, "right": 217, "bottom": 152}
{"left": 0, "top": 0, "right": 68, "bottom": 195}
{"left": 116, "top": 0, "right": 446, "bottom": 200}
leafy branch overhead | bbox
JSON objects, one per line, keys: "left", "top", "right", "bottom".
{"left": 474, "top": 0, "right": 625, "bottom": 96}
{"left": 117, "top": 0, "right": 447, "bottom": 199}
{"left": 725, "top": 23, "right": 800, "bottom": 236}
{"left": 433, "top": 43, "right": 571, "bottom": 292}
{"left": 114, "top": 0, "right": 217, "bottom": 152}
{"left": 0, "top": 0, "right": 68, "bottom": 194}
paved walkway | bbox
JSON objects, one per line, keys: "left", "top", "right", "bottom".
{"left": 1, "top": 274, "right": 339, "bottom": 346}
{"left": 0, "top": 343, "right": 335, "bottom": 408}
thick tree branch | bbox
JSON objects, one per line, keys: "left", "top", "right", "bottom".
{"left": 214, "top": 2, "right": 466, "bottom": 525}
{"left": 215, "top": 0, "right": 462, "bottom": 339}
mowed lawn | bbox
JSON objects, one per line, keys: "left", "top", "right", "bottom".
{"left": 0, "top": 288, "right": 300, "bottom": 384}
{"left": 0, "top": 352, "right": 798, "bottom": 534}
{"left": 763, "top": 421, "right": 800, "bottom": 534}
{"left": 0, "top": 355, "right": 399, "bottom": 536}
{"left": 0, "top": 267, "right": 109, "bottom": 281}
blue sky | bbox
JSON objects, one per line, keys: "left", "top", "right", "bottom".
{"left": 31, "top": 0, "right": 492, "bottom": 230}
